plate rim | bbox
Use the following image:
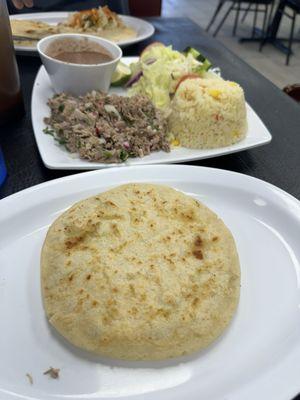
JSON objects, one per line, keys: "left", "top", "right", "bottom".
{"left": 10, "top": 11, "right": 155, "bottom": 50}
{"left": 31, "top": 59, "right": 272, "bottom": 171}
{"left": 1, "top": 164, "right": 300, "bottom": 400}
{"left": 1, "top": 164, "right": 299, "bottom": 210}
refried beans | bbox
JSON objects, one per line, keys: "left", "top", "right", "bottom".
{"left": 45, "top": 37, "right": 113, "bottom": 64}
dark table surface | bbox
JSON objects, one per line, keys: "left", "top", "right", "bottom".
{"left": 0, "top": 16, "right": 300, "bottom": 399}
{"left": 1, "top": 17, "right": 300, "bottom": 200}
{"left": 1, "top": 17, "right": 300, "bottom": 201}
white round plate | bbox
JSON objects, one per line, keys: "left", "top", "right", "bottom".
{"left": 0, "top": 165, "right": 300, "bottom": 400}
{"left": 10, "top": 12, "right": 155, "bottom": 53}
{"left": 31, "top": 57, "right": 271, "bottom": 170}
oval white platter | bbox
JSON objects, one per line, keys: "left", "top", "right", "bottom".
{"left": 10, "top": 12, "right": 155, "bottom": 52}
{"left": 0, "top": 165, "right": 300, "bottom": 400}
{"left": 31, "top": 57, "right": 272, "bottom": 170}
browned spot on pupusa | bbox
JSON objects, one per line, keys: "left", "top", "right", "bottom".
{"left": 105, "top": 200, "right": 117, "bottom": 207}
{"left": 129, "top": 284, "right": 136, "bottom": 295}
{"left": 194, "top": 236, "right": 202, "bottom": 247}
{"left": 129, "top": 307, "right": 138, "bottom": 316}
{"left": 192, "top": 235, "right": 203, "bottom": 260}
{"left": 192, "top": 297, "right": 199, "bottom": 307}
{"left": 140, "top": 293, "right": 147, "bottom": 301}
{"left": 193, "top": 249, "right": 203, "bottom": 260}
{"left": 100, "top": 335, "right": 110, "bottom": 343}
{"left": 180, "top": 207, "right": 197, "bottom": 222}
{"left": 111, "top": 223, "right": 121, "bottom": 237}
{"left": 65, "top": 236, "right": 83, "bottom": 249}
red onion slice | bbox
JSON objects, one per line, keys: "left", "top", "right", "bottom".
{"left": 125, "top": 58, "right": 156, "bottom": 88}
{"left": 144, "top": 57, "right": 156, "bottom": 65}
{"left": 125, "top": 70, "right": 143, "bottom": 88}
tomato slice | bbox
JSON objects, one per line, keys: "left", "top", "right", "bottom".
{"left": 174, "top": 74, "right": 200, "bottom": 93}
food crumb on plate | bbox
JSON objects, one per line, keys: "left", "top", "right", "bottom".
{"left": 43, "top": 367, "right": 60, "bottom": 379}
{"left": 26, "top": 373, "right": 33, "bottom": 385}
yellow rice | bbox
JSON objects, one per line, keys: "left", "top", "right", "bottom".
{"left": 168, "top": 78, "right": 247, "bottom": 149}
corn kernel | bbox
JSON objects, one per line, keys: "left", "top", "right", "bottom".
{"left": 208, "top": 89, "right": 221, "bottom": 99}
{"left": 172, "top": 139, "right": 180, "bottom": 146}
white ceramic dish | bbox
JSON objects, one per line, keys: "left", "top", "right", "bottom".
{"left": 10, "top": 12, "right": 155, "bottom": 53}
{"left": 31, "top": 56, "right": 272, "bottom": 170}
{"left": 37, "top": 33, "right": 122, "bottom": 95}
{"left": 1, "top": 165, "right": 300, "bottom": 400}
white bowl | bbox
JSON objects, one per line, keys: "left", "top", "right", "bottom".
{"left": 37, "top": 33, "right": 122, "bottom": 95}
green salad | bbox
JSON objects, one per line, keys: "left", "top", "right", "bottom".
{"left": 112, "top": 43, "right": 213, "bottom": 109}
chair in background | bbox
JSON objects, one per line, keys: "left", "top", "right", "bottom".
{"left": 205, "top": 0, "right": 228, "bottom": 33}
{"left": 281, "top": 0, "right": 300, "bottom": 65}
{"left": 206, "top": 0, "right": 274, "bottom": 39}
{"left": 260, "top": 0, "right": 300, "bottom": 65}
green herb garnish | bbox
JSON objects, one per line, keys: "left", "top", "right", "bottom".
{"left": 43, "top": 127, "right": 55, "bottom": 136}
{"left": 54, "top": 137, "right": 67, "bottom": 145}
{"left": 58, "top": 104, "right": 65, "bottom": 113}
{"left": 120, "top": 149, "right": 129, "bottom": 162}
{"left": 104, "top": 150, "right": 112, "bottom": 158}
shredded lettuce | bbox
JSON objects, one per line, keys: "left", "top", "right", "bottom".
{"left": 128, "top": 45, "right": 211, "bottom": 109}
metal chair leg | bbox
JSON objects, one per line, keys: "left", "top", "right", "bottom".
{"left": 241, "top": 3, "right": 252, "bottom": 23}
{"left": 252, "top": 3, "right": 259, "bottom": 38}
{"left": 262, "top": 4, "right": 268, "bottom": 36}
{"left": 258, "top": 4, "right": 268, "bottom": 50}
{"left": 259, "top": 1, "right": 275, "bottom": 51}
{"left": 213, "top": 2, "right": 235, "bottom": 36}
{"left": 233, "top": 1, "right": 240, "bottom": 36}
{"left": 286, "top": 10, "right": 296, "bottom": 65}
{"left": 268, "top": 0, "right": 275, "bottom": 25}
{"left": 206, "top": 0, "right": 225, "bottom": 32}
